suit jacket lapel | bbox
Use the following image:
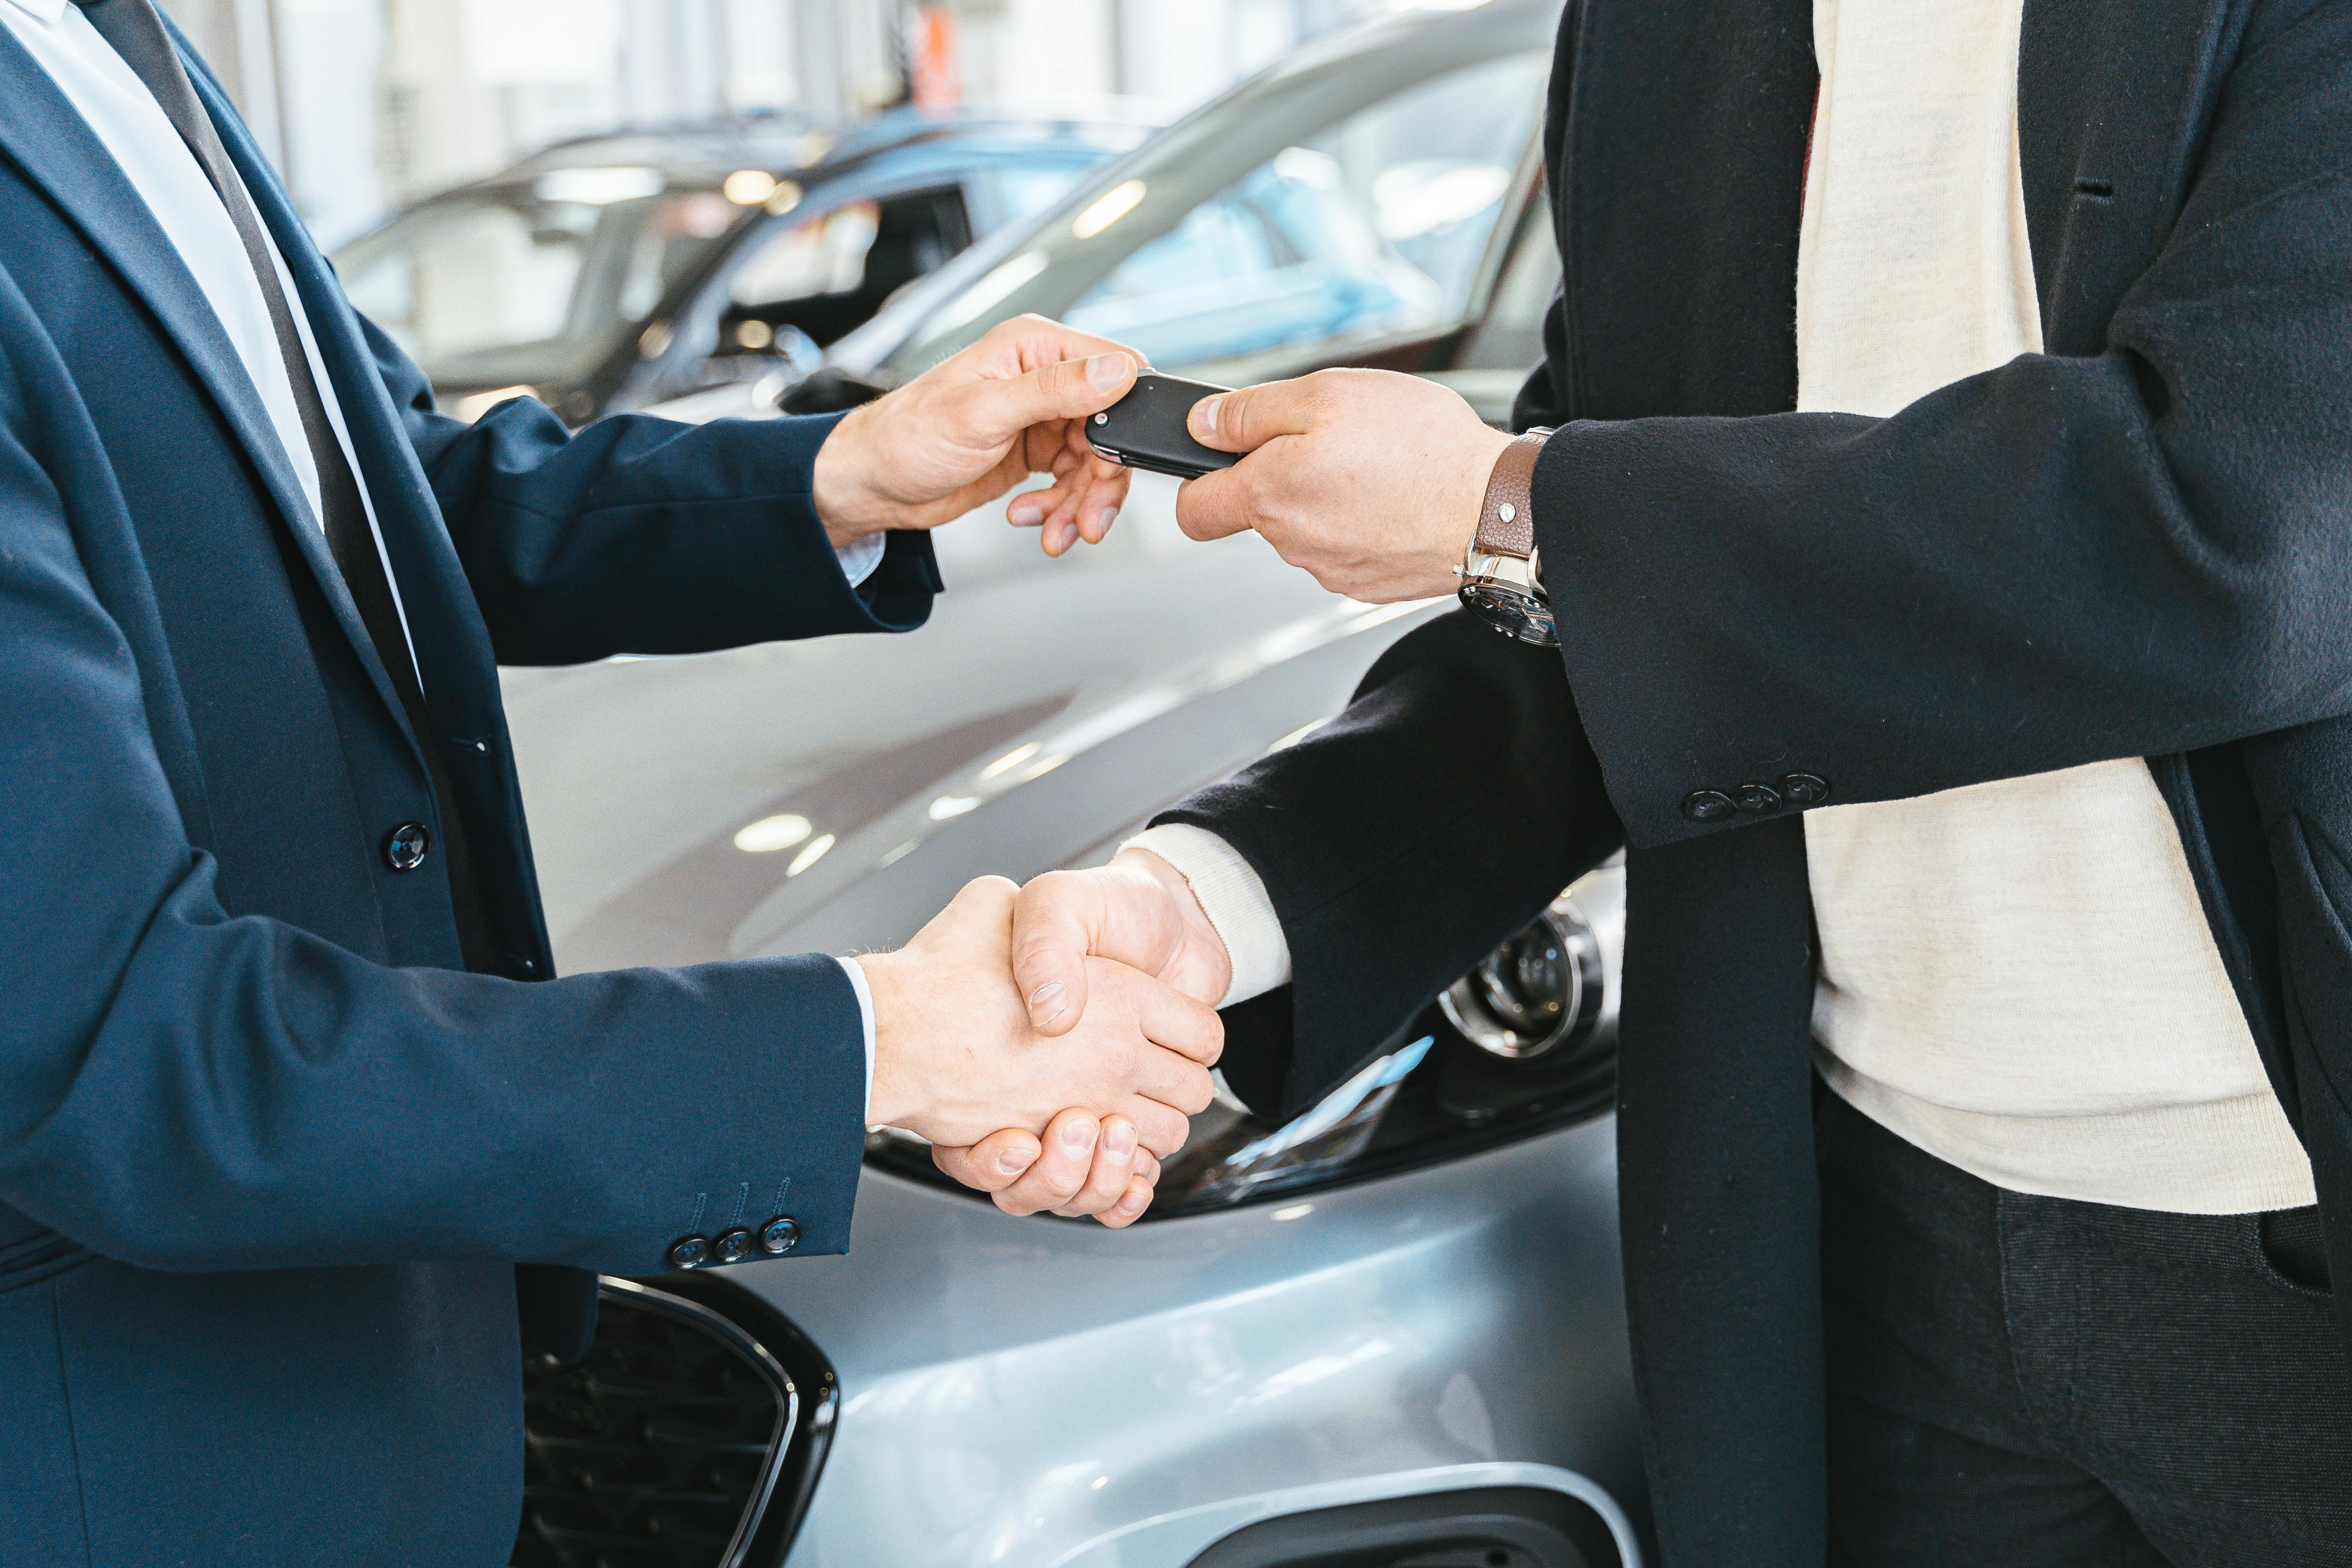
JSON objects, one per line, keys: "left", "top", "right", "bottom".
{"left": 170, "top": 21, "right": 510, "bottom": 747}
{"left": 0, "top": 24, "right": 420, "bottom": 746}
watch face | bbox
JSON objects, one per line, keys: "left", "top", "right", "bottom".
{"left": 1460, "top": 580, "right": 1558, "bottom": 647}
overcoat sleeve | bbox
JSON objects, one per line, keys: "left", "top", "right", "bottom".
{"left": 1157, "top": 611, "right": 1623, "bottom": 1117}
{"left": 365, "top": 317, "right": 941, "bottom": 666}
{"left": 1535, "top": 0, "right": 2352, "bottom": 848}
{"left": 0, "top": 278, "right": 867, "bottom": 1275}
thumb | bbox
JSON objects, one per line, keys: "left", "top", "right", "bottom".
{"left": 932, "top": 1131, "right": 1043, "bottom": 1193}
{"left": 1187, "top": 377, "right": 1317, "bottom": 454}
{"left": 1009, "top": 868, "right": 1111, "bottom": 1037}
{"left": 961, "top": 350, "right": 1138, "bottom": 444}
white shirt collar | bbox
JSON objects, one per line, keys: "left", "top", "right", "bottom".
{"left": 3, "top": 0, "right": 75, "bottom": 26}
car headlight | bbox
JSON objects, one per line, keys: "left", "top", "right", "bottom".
{"left": 1439, "top": 900, "right": 1605, "bottom": 1060}
{"left": 863, "top": 860, "right": 1624, "bottom": 1220}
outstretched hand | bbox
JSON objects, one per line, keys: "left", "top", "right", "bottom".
{"left": 1172, "top": 368, "right": 1513, "bottom": 601}
{"left": 928, "top": 851, "right": 1232, "bottom": 1224}
{"left": 810, "top": 314, "right": 1142, "bottom": 554}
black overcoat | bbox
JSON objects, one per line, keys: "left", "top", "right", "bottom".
{"left": 1163, "top": 0, "right": 2352, "bottom": 1560}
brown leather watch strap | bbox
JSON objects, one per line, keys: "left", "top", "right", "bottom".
{"left": 1473, "top": 430, "right": 1549, "bottom": 558}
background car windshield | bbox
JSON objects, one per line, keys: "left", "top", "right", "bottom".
{"left": 884, "top": 48, "right": 1548, "bottom": 381}
{"left": 338, "top": 172, "right": 741, "bottom": 389}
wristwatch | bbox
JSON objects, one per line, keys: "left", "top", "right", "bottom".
{"left": 1457, "top": 427, "right": 1556, "bottom": 646}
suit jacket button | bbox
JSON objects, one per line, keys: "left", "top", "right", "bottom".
{"left": 1732, "top": 781, "right": 1783, "bottom": 816}
{"left": 713, "top": 1228, "right": 753, "bottom": 1265}
{"left": 1681, "top": 790, "right": 1737, "bottom": 824}
{"left": 759, "top": 1216, "right": 801, "bottom": 1255}
{"left": 667, "top": 1234, "right": 711, "bottom": 1270}
{"left": 383, "top": 822, "right": 431, "bottom": 872}
{"left": 1780, "top": 772, "right": 1831, "bottom": 806}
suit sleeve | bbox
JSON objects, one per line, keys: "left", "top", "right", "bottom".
{"left": 361, "top": 315, "right": 941, "bottom": 666}
{"left": 0, "top": 318, "right": 867, "bottom": 1274}
{"left": 1156, "top": 610, "right": 1623, "bottom": 1117}
{"left": 1536, "top": 0, "right": 2352, "bottom": 847}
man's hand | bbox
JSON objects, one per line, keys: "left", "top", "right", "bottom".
{"left": 859, "top": 877, "right": 1220, "bottom": 1156}
{"left": 810, "top": 315, "right": 1142, "bottom": 555}
{"left": 1174, "top": 368, "right": 1514, "bottom": 601}
{"left": 927, "top": 850, "right": 1231, "bottom": 1225}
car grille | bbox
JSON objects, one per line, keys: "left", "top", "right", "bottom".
{"left": 513, "top": 1277, "right": 828, "bottom": 1568}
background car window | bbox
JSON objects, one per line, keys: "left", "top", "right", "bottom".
{"left": 890, "top": 48, "right": 1548, "bottom": 377}
{"left": 721, "top": 186, "right": 972, "bottom": 351}
{"left": 1453, "top": 191, "right": 1560, "bottom": 373}
{"left": 339, "top": 178, "right": 738, "bottom": 387}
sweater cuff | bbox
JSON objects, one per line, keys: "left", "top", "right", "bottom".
{"left": 1122, "top": 824, "right": 1292, "bottom": 1007}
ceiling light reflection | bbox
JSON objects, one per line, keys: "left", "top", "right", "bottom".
{"left": 1072, "top": 179, "right": 1145, "bottom": 239}
{"left": 786, "top": 834, "right": 836, "bottom": 876}
{"left": 979, "top": 742, "right": 1042, "bottom": 780}
{"left": 928, "top": 796, "right": 981, "bottom": 821}
{"left": 734, "top": 813, "right": 813, "bottom": 853}
{"left": 722, "top": 169, "right": 778, "bottom": 205}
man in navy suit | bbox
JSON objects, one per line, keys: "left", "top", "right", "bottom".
{"left": 0, "top": 1, "right": 1216, "bottom": 1563}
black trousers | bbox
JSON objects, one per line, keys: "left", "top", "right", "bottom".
{"left": 1817, "top": 1091, "right": 2352, "bottom": 1567}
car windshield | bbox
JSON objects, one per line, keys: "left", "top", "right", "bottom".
{"left": 337, "top": 170, "right": 745, "bottom": 390}
{"left": 880, "top": 41, "right": 1550, "bottom": 384}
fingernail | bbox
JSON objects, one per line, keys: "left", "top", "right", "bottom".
{"left": 1009, "top": 501, "right": 1042, "bottom": 526}
{"left": 1117, "top": 1191, "right": 1146, "bottom": 1217}
{"left": 1104, "top": 1120, "right": 1136, "bottom": 1157}
{"left": 1095, "top": 504, "right": 1118, "bottom": 534}
{"left": 1086, "top": 352, "right": 1130, "bottom": 389}
{"left": 1191, "top": 396, "right": 1222, "bottom": 437}
{"left": 1061, "top": 1117, "right": 1098, "bottom": 1153}
{"left": 997, "top": 1146, "right": 1038, "bottom": 1177}
{"left": 1029, "top": 980, "right": 1064, "bottom": 1010}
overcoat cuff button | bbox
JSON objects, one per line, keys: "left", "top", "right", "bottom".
{"left": 1681, "top": 790, "right": 1737, "bottom": 824}
{"left": 759, "top": 1216, "right": 801, "bottom": 1255}
{"left": 667, "top": 1234, "right": 712, "bottom": 1270}
{"left": 1780, "top": 772, "right": 1831, "bottom": 806}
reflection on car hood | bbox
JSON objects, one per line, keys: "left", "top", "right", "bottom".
{"left": 501, "top": 475, "right": 1444, "bottom": 974}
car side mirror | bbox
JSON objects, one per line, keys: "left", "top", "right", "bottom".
{"left": 778, "top": 366, "right": 893, "bottom": 415}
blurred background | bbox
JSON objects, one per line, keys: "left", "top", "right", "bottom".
{"left": 157, "top": 0, "right": 1430, "bottom": 249}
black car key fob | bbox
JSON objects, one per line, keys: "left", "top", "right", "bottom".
{"left": 1085, "top": 372, "right": 1240, "bottom": 481}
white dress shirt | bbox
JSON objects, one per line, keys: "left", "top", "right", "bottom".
{"left": 1134, "top": 0, "right": 2314, "bottom": 1215}
{"left": 3, "top": 0, "right": 878, "bottom": 1108}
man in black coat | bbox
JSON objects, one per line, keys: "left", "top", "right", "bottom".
{"left": 975, "top": 0, "right": 2352, "bottom": 1561}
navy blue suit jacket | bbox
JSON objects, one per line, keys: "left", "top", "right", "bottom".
{"left": 0, "top": 23, "right": 937, "bottom": 1567}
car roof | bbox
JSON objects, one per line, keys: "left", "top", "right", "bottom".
{"left": 488, "top": 105, "right": 1161, "bottom": 190}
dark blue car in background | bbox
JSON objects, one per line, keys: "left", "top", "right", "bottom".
{"left": 334, "top": 107, "right": 1150, "bottom": 426}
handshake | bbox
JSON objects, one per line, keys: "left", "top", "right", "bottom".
{"left": 854, "top": 850, "right": 1224, "bottom": 1228}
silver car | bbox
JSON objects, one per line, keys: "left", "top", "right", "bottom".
{"left": 503, "top": 4, "right": 1646, "bottom": 1565}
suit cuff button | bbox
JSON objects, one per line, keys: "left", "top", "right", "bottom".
{"left": 1681, "top": 790, "right": 1737, "bottom": 824}
{"left": 667, "top": 1234, "right": 711, "bottom": 1271}
{"left": 1731, "top": 781, "right": 1784, "bottom": 816}
{"left": 713, "top": 1228, "right": 753, "bottom": 1265}
{"left": 759, "top": 1216, "right": 801, "bottom": 1256}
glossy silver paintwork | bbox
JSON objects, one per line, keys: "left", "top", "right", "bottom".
{"left": 734, "top": 1114, "right": 1636, "bottom": 1568}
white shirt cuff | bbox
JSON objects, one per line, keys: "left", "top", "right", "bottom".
{"left": 1122, "top": 824, "right": 1292, "bottom": 1008}
{"left": 835, "top": 531, "right": 887, "bottom": 588}
{"left": 837, "top": 955, "right": 877, "bottom": 1121}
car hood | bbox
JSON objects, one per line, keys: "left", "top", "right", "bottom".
{"left": 501, "top": 475, "right": 1445, "bottom": 974}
